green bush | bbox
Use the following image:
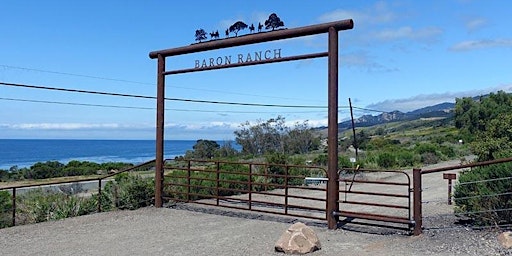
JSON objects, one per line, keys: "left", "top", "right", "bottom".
{"left": 453, "top": 162, "right": 512, "bottom": 225}
{"left": 0, "top": 191, "right": 13, "bottom": 228}
{"left": 313, "top": 154, "right": 328, "bottom": 166}
{"left": 396, "top": 150, "right": 418, "bottom": 167}
{"left": 338, "top": 155, "right": 353, "bottom": 168}
{"left": 15, "top": 189, "right": 97, "bottom": 225}
{"left": 104, "top": 174, "right": 154, "bottom": 210}
{"left": 377, "top": 152, "right": 396, "bottom": 168}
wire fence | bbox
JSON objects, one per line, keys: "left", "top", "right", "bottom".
{"left": 419, "top": 159, "right": 512, "bottom": 233}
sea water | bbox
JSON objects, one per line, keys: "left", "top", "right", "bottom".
{"left": 0, "top": 139, "right": 229, "bottom": 170}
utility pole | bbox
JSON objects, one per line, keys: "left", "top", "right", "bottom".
{"left": 349, "top": 98, "right": 358, "bottom": 160}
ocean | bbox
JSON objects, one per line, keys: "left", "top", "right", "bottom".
{"left": 0, "top": 139, "right": 230, "bottom": 170}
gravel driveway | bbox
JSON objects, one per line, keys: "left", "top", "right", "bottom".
{"left": 0, "top": 206, "right": 509, "bottom": 255}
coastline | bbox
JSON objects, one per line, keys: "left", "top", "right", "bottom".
{"left": 0, "top": 139, "right": 200, "bottom": 170}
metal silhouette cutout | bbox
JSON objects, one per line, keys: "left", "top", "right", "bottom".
{"left": 194, "top": 29, "right": 207, "bottom": 42}
{"left": 264, "top": 13, "right": 284, "bottom": 31}
{"left": 193, "top": 13, "right": 286, "bottom": 43}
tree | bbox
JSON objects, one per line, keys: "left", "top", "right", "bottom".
{"left": 195, "top": 29, "right": 207, "bottom": 42}
{"left": 229, "top": 21, "right": 248, "bottom": 36}
{"left": 187, "top": 139, "right": 220, "bottom": 159}
{"left": 26, "top": 161, "right": 65, "bottom": 179}
{"left": 264, "top": 13, "right": 284, "bottom": 31}
{"left": 234, "top": 116, "right": 287, "bottom": 155}
{"left": 215, "top": 141, "right": 239, "bottom": 158}
{"left": 454, "top": 91, "right": 512, "bottom": 160}
{"left": 471, "top": 113, "right": 512, "bottom": 161}
{"left": 284, "top": 121, "right": 320, "bottom": 154}
{"left": 234, "top": 116, "right": 320, "bottom": 156}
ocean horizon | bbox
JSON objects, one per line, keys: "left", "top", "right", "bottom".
{"left": 0, "top": 139, "right": 235, "bottom": 170}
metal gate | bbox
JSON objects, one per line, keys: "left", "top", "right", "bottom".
{"left": 163, "top": 159, "right": 328, "bottom": 221}
{"left": 335, "top": 168, "right": 414, "bottom": 232}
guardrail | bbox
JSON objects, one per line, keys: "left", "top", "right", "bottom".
{"left": 0, "top": 159, "right": 156, "bottom": 227}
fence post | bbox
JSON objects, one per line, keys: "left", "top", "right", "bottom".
{"left": 413, "top": 168, "right": 422, "bottom": 235}
{"left": 187, "top": 160, "right": 191, "bottom": 202}
{"left": 98, "top": 179, "right": 102, "bottom": 212}
{"left": 248, "top": 163, "right": 252, "bottom": 210}
{"left": 284, "top": 166, "right": 289, "bottom": 215}
{"left": 12, "top": 187, "right": 16, "bottom": 227}
{"left": 216, "top": 161, "right": 220, "bottom": 206}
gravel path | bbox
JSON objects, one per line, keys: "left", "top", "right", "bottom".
{"left": 0, "top": 205, "right": 509, "bottom": 255}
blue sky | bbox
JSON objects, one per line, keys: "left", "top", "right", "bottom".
{"left": 1, "top": 0, "right": 511, "bottom": 140}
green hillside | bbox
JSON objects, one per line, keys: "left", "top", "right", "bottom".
{"left": 329, "top": 115, "right": 470, "bottom": 169}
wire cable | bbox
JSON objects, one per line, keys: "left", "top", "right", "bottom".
{"left": 0, "top": 97, "right": 330, "bottom": 114}
{"left": 0, "top": 64, "right": 323, "bottom": 103}
{"left": 0, "top": 64, "right": 151, "bottom": 85}
{"left": 0, "top": 81, "right": 328, "bottom": 108}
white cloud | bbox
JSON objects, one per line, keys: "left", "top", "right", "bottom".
{"left": 318, "top": 4, "right": 441, "bottom": 47}
{"left": 464, "top": 17, "right": 487, "bottom": 32}
{"left": 318, "top": 1, "right": 395, "bottom": 24}
{"left": 288, "top": 119, "right": 328, "bottom": 128}
{"left": 372, "top": 26, "right": 442, "bottom": 43}
{"left": 450, "top": 39, "right": 512, "bottom": 51}
{"left": 341, "top": 51, "right": 398, "bottom": 72}
{"left": 366, "top": 84, "right": 512, "bottom": 112}
{"left": 4, "top": 123, "right": 124, "bottom": 130}
{"left": 165, "top": 121, "right": 240, "bottom": 131}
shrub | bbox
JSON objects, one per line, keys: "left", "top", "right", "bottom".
{"left": 396, "top": 150, "right": 418, "bottom": 167}
{"left": 377, "top": 152, "right": 396, "bottom": 168}
{"left": 15, "top": 189, "right": 97, "bottom": 225}
{"left": 0, "top": 191, "right": 13, "bottom": 228}
{"left": 453, "top": 162, "right": 512, "bottom": 225}
{"left": 415, "top": 143, "right": 439, "bottom": 156}
{"left": 104, "top": 174, "right": 154, "bottom": 210}
{"left": 313, "top": 154, "right": 328, "bottom": 166}
{"left": 338, "top": 155, "right": 353, "bottom": 168}
{"left": 420, "top": 152, "right": 439, "bottom": 164}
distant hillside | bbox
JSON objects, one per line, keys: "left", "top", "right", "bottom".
{"left": 336, "top": 102, "right": 455, "bottom": 131}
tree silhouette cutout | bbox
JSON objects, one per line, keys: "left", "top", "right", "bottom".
{"left": 229, "top": 21, "right": 248, "bottom": 36}
{"left": 195, "top": 29, "right": 207, "bottom": 42}
{"left": 264, "top": 13, "right": 284, "bottom": 31}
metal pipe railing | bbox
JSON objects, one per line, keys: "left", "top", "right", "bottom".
{"left": 0, "top": 159, "right": 156, "bottom": 228}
